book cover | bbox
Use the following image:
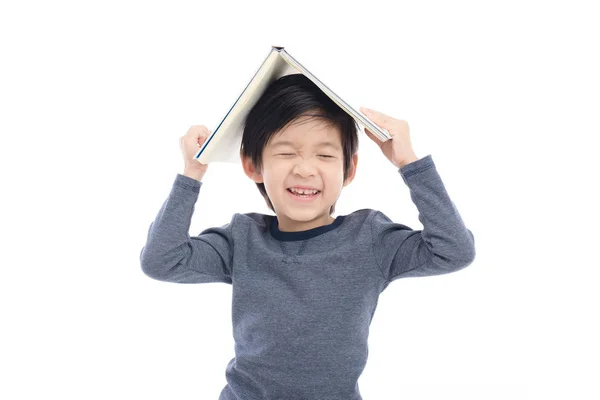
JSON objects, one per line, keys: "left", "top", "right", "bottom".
{"left": 194, "top": 45, "right": 391, "bottom": 164}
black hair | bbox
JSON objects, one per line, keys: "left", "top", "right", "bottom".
{"left": 240, "top": 73, "right": 359, "bottom": 215}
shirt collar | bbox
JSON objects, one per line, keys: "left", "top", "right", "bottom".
{"left": 269, "top": 215, "right": 345, "bottom": 241}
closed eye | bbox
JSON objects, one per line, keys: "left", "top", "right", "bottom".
{"left": 277, "top": 153, "right": 335, "bottom": 159}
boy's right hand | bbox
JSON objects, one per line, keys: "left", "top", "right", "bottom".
{"left": 180, "top": 125, "right": 210, "bottom": 181}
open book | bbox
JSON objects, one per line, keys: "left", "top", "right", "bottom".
{"left": 194, "top": 45, "right": 392, "bottom": 164}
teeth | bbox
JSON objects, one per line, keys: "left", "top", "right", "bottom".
{"left": 289, "top": 188, "right": 319, "bottom": 195}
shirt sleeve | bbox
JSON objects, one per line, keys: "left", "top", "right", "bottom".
{"left": 139, "top": 173, "right": 234, "bottom": 284}
{"left": 370, "top": 155, "right": 476, "bottom": 283}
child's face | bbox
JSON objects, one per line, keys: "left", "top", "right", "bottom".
{"left": 243, "top": 116, "right": 357, "bottom": 232}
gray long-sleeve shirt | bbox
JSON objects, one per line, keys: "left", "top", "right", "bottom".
{"left": 140, "top": 154, "right": 476, "bottom": 399}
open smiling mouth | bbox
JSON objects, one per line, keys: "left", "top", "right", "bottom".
{"left": 286, "top": 188, "right": 321, "bottom": 199}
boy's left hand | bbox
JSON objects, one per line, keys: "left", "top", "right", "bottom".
{"left": 359, "top": 106, "right": 419, "bottom": 169}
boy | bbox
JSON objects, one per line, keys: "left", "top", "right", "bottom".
{"left": 140, "top": 74, "right": 476, "bottom": 399}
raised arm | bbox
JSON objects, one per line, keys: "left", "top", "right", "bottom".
{"left": 370, "top": 155, "right": 475, "bottom": 283}
{"left": 140, "top": 174, "right": 234, "bottom": 284}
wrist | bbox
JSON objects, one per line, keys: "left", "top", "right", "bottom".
{"left": 183, "top": 167, "right": 206, "bottom": 182}
{"left": 398, "top": 153, "right": 419, "bottom": 169}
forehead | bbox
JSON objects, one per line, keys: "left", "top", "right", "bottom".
{"left": 268, "top": 117, "right": 342, "bottom": 150}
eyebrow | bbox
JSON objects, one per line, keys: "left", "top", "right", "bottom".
{"left": 271, "top": 140, "right": 341, "bottom": 151}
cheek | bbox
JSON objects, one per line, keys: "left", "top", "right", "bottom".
{"left": 326, "top": 165, "right": 345, "bottom": 182}
{"left": 328, "top": 177, "right": 345, "bottom": 192}
{"left": 261, "top": 168, "right": 286, "bottom": 193}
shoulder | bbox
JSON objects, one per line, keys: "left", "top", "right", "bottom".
{"left": 334, "top": 208, "right": 381, "bottom": 234}
{"left": 345, "top": 209, "right": 413, "bottom": 231}
{"left": 230, "top": 212, "right": 273, "bottom": 230}
{"left": 341, "top": 208, "right": 381, "bottom": 224}
{"left": 201, "top": 212, "right": 271, "bottom": 233}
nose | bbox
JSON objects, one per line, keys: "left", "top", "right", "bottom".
{"left": 292, "top": 157, "right": 317, "bottom": 177}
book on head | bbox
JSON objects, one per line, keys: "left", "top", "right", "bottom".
{"left": 193, "top": 45, "right": 392, "bottom": 165}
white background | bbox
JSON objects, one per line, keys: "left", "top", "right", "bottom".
{"left": 1, "top": 0, "right": 598, "bottom": 399}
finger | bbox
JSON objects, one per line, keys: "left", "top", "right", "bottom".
{"left": 360, "top": 107, "right": 394, "bottom": 129}
{"left": 184, "top": 126, "right": 211, "bottom": 148}
{"left": 186, "top": 125, "right": 210, "bottom": 138}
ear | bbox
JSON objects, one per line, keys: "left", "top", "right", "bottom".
{"left": 241, "top": 153, "right": 264, "bottom": 183}
{"left": 343, "top": 153, "right": 358, "bottom": 187}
